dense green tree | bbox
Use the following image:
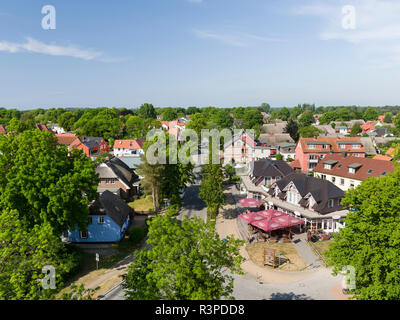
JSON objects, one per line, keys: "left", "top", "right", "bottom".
{"left": 186, "top": 113, "right": 208, "bottom": 139}
{"left": 350, "top": 122, "right": 362, "bottom": 136}
{"left": 0, "top": 130, "right": 99, "bottom": 236}
{"left": 384, "top": 112, "right": 393, "bottom": 123}
{"left": 319, "top": 111, "right": 337, "bottom": 124}
{"left": 58, "top": 112, "right": 76, "bottom": 132}
{"left": 326, "top": 167, "right": 400, "bottom": 300}
{"left": 161, "top": 107, "right": 178, "bottom": 121}
{"left": 284, "top": 120, "right": 300, "bottom": 142}
{"left": 138, "top": 103, "right": 157, "bottom": 119}
{"left": 209, "top": 109, "right": 234, "bottom": 129}
{"left": 200, "top": 164, "right": 225, "bottom": 215}
{"left": 122, "top": 211, "right": 244, "bottom": 300}
{"left": 363, "top": 107, "right": 379, "bottom": 121}
{"left": 259, "top": 103, "right": 271, "bottom": 114}
{"left": 186, "top": 106, "right": 201, "bottom": 115}
{"left": 242, "top": 108, "right": 263, "bottom": 129}
{"left": 74, "top": 108, "right": 122, "bottom": 141}
{"left": 125, "top": 115, "right": 146, "bottom": 138}
{"left": 298, "top": 110, "right": 314, "bottom": 128}
{"left": 298, "top": 125, "right": 322, "bottom": 138}
{"left": 289, "top": 106, "right": 302, "bottom": 120}
{"left": 0, "top": 210, "right": 81, "bottom": 300}
{"left": 279, "top": 107, "right": 290, "bottom": 121}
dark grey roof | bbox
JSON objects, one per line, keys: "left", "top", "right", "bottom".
{"left": 324, "top": 160, "right": 339, "bottom": 165}
{"left": 90, "top": 191, "right": 132, "bottom": 227}
{"left": 274, "top": 173, "right": 344, "bottom": 214}
{"left": 252, "top": 159, "right": 293, "bottom": 178}
{"left": 82, "top": 137, "right": 103, "bottom": 149}
{"left": 97, "top": 157, "right": 139, "bottom": 188}
{"left": 348, "top": 163, "right": 363, "bottom": 169}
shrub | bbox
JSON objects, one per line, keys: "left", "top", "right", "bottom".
{"left": 128, "top": 227, "right": 146, "bottom": 245}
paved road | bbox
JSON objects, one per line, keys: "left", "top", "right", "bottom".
{"left": 177, "top": 165, "right": 207, "bottom": 222}
{"left": 233, "top": 268, "right": 342, "bottom": 300}
{"left": 102, "top": 167, "right": 342, "bottom": 300}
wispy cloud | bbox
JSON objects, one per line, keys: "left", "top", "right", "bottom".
{"left": 0, "top": 37, "right": 123, "bottom": 62}
{"left": 192, "top": 29, "right": 282, "bottom": 47}
{"left": 293, "top": 0, "right": 400, "bottom": 67}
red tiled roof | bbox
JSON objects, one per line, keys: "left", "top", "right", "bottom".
{"left": 378, "top": 115, "right": 385, "bottom": 122}
{"left": 299, "top": 137, "right": 365, "bottom": 154}
{"left": 386, "top": 148, "right": 396, "bottom": 156}
{"left": 289, "top": 159, "right": 301, "bottom": 168}
{"left": 314, "top": 154, "right": 394, "bottom": 181}
{"left": 373, "top": 154, "right": 392, "bottom": 161}
{"left": 56, "top": 134, "right": 80, "bottom": 146}
{"left": 113, "top": 139, "right": 145, "bottom": 150}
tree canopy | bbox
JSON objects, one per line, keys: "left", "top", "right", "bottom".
{"left": 122, "top": 211, "right": 244, "bottom": 300}
{"left": 0, "top": 130, "right": 99, "bottom": 236}
{"left": 326, "top": 167, "right": 400, "bottom": 300}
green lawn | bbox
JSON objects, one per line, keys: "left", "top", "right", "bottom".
{"left": 313, "top": 240, "right": 334, "bottom": 262}
{"left": 129, "top": 195, "right": 154, "bottom": 213}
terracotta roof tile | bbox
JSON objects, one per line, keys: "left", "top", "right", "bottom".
{"left": 113, "top": 139, "right": 145, "bottom": 150}
{"left": 299, "top": 137, "right": 365, "bottom": 154}
{"left": 314, "top": 154, "right": 394, "bottom": 181}
{"left": 373, "top": 154, "right": 392, "bottom": 161}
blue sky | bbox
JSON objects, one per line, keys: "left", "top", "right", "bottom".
{"left": 1, "top": 0, "right": 400, "bottom": 109}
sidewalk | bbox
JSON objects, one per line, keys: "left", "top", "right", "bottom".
{"left": 292, "top": 234, "right": 322, "bottom": 270}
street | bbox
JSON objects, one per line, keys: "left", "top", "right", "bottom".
{"left": 102, "top": 165, "right": 343, "bottom": 300}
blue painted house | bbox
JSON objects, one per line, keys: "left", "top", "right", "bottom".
{"left": 68, "top": 191, "right": 133, "bottom": 243}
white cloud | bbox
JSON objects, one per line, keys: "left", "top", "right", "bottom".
{"left": 0, "top": 37, "right": 103, "bottom": 61}
{"left": 192, "top": 29, "right": 282, "bottom": 47}
{"left": 293, "top": 0, "right": 400, "bottom": 67}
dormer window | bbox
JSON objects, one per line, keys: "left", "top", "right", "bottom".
{"left": 339, "top": 144, "right": 346, "bottom": 149}
{"left": 348, "top": 163, "right": 362, "bottom": 174}
{"left": 328, "top": 199, "right": 334, "bottom": 208}
{"left": 309, "top": 144, "right": 316, "bottom": 149}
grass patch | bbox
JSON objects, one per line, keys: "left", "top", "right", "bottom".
{"left": 129, "top": 195, "right": 154, "bottom": 213}
{"left": 246, "top": 242, "right": 307, "bottom": 271}
{"left": 57, "top": 224, "right": 148, "bottom": 299}
{"left": 313, "top": 240, "right": 334, "bottom": 262}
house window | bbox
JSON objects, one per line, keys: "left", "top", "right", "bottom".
{"left": 332, "top": 177, "right": 336, "bottom": 183}
{"left": 106, "top": 178, "right": 116, "bottom": 184}
{"left": 368, "top": 169, "right": 373, "bottom": 174}
{"left": 348, "top": 168, "right": 356, "bottom": 174}
{"left": 321, "top": 175, "right": 326, "bottom": 180}
{"left": 350, "top": 181, "right": 355, "bottom": 188}
{"left": 309, "top": 144, "right": 316, "bottom": 149}
{"left": 80, "top": 231, "right": 88, "bottom": 239}
{"left": 328, "top": 199, "right": 334, "bottom": 208}
{"left": 88, "top": 217, "right": 92, "bottom": 224}
{"left": 353, "top": 144, "right": 361, "bottom": 149}
{"left": 98, "top": 216, "right": 105, "bottom": 224}
{"left": 340, "top": 178, "right": 345, "bottom": 185}
{"left": 265, "top": 177, "right": 271, "bottom": 186}
{"left": 323, "top": 164, "right": 331, "bottom": 170}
